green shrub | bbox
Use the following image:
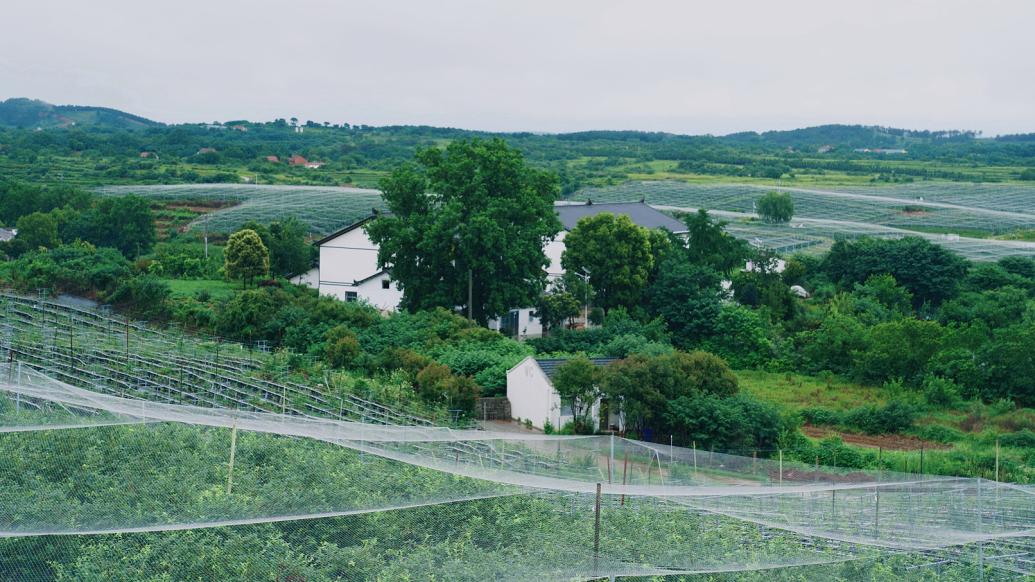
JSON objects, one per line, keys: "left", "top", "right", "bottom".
{"left": 324, "top": 325, "right": 361, "bottom": 369}
{"left": 799, "top": 407, "right": 843, "bottom": 426}
{"left": 841, "top": 401, "right": 917, "bottom": 435}
{"left": 910, "top": 424, "right": 964, "bottom": 444}
{"left": 998, "top": 429, "right": 1035, "bottom": 448}
{"left": 921, "top": 375, "right": 962, "bottom": 408}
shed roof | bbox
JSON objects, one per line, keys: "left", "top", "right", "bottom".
{"left": 533, "top": 357, "right": 617, "bottom": 380}
{"left": 555, "top": 202, "right": 686, "bottom": 232}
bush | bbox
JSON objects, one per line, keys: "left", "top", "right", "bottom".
{"left": 841, "top": 401, "right": 917, "bottom": 435}
{"left": 324, "top": 325, "right": 361, "bottom": 368}
{"left": 108, "top": 275, "right": 172, "bottom": 320}
{"left": 998, "top": 429, "right": 1035, "bottom": 448}
{"left": 800, "top": 407, "right": 843, "bottom": 426}
{"left": 921, "top": 375, "right": 962, "bottom": 408}
{"left": 414, "top": 363, "right": 479, "bottom": 414}
{"left": 663, "top": 393, "right": 782, "bottom": 451}
{"left": 911, "top": 424, "right": 964, "bottom": 444}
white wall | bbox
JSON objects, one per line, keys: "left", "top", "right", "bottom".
{"left": 506, "top": 357, "right": 601, "bottom": 431}
{"left": 544, "top": 231, "right": 567, "bottom": 279}
{"left": 507, "top": 357, "right": 563, "bottom": 430}
{"left": 319, "top": 226, "right": 382, "bottom": 288}
{"left": 290, "top": 267, "right": 319, "bottom": 288}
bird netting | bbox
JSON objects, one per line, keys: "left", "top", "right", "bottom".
{"left": 1, "top": 366, "right": 1033, "bottom": 581}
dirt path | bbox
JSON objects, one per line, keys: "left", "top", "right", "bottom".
{"left": 802, "top": 424, "right": 951, "bottom": 451}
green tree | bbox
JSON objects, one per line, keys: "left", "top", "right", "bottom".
{"left": 533, "top": 282, "right": 582, "bottom": 336}
{"left": 561, "top": 213, "right": 654, "bottom": 313}
{"left": 366, "top": 139, "right": 561, "bottom": 325}
{"left": 645, "top": 256, "right": 722, "bottom": 348}
{"left": 854, "top": 318, "right": 944, "bottom": 385}
{"left": 822, "top": 237, "right": 968, "bottom": 306}
{"left": 240, "top": 218, "right": 313, "bottom": 277}
{"left": 224, "top": 228, "right": 270, "bottom": 287}
{"left": 756, "top": 191, "right": 794, "bottom": 223}
{"left": 683, "top": 209, "right": 749, "bottom": 275}
{"left": 552, "top": 356, "right": 601, "bottom": 432}
{"left": 70, "top": 195, "right": 156, "bottom": 257}
{"left": 13, "top": 211, "right": 59, "bottom": 253}
{"left": 600, "top": 351, "right": 739, "bottom": 437}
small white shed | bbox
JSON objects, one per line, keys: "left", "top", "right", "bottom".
{"left": 506, "top": 357, "right": 614, "bottom": 431}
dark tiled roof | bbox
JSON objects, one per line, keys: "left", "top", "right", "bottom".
{"left": 554, "top": 202, "right": 687, "bottom": 232}
{"left": 534, "top": 357, "right": 617, "bottom": 380}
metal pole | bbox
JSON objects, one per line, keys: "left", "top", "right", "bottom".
{"left": 692, "top": 441, "right": 697, "bottom": 477}
{"left": 621, "top": 450, "right": 629, "bottom": 507}
{"left": 226, "top": 419, "right": 238, "bottom": 495}
{"left": 994, "top": 439, "right": 1000, "bottom": 482}
{"left": 607, "top": 434, "right": 614, "bottom": 484}
{"left": 779, "top": 449, "right": 783, "bottom": 486}
{"left": 593, "top": 482, "right": 602, "bottom": 576}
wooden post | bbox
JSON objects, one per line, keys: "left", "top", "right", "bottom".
{"left": 593, "top": 482, "right": 602, "bottom": 576}
{"left": 994, "top": 439, "right": 1000, "bottom": 482}
{"left": 873, "top": 487, "right": 880, "bottom": 540}
{"left": 608, "top": 433, "right": 615, "bottom": 485}
{"left": 920, "top": 446, "right": 925, "bottom": 477}
{"left": 692, "top": 441, "right": 698, "bottom": 477}
{"left": 778, "top": 449, "right": 783, "bottom": 486}
{"left": 226, "top": 419, "right": 238, "bottom": 495}
{"left": 620, "top": 450, "right": 629, "bottom": 507}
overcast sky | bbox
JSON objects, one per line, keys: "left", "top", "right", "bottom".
{"left": 2, "top": 0, "right": 1033, "bottom": 135}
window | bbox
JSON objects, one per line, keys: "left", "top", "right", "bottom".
{"left": 381, "top": 279, "right": 390, "bottom": 289}
{"left": 345, "top": 291, "right": 358, "bottom": 302}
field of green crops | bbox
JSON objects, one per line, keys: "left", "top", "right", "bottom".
{"left": 570, "top": 181, "right": 1035, "bottom": 261}
{"left": 96, "top": 184, "right": 386, "bottom": 236}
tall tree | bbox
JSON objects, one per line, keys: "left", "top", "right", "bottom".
{"left": 224, "top": 228, "right": 270, "bottom": 287}
{"left": 11, "top": 211, "right": 59, "bottom": 254}
{"left": 683, "top": 209, "right": 749, "bottom": 275}
{"left": 756, "top": 191, "right": 794, "bottom": 223}
{"left": 822, "top": 237, "right": 968, "bottom": 306}
{"left": 561, "top": 213, "right": 654, "bottom": 313}
{"left": 366, "top": 139, "right": 562, "bottom": 324}
{"left": 645, "top": 255, "right": 723, "bottom": 348}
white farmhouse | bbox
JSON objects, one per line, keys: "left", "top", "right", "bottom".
{"left": 506, "top": 356, "right": 616, "bottom": 431}
{"left": 300, "top": 201, "right": 688, "bottom": 327}
{"left": 305, "top": 214, "right": 403, "bottom": 311}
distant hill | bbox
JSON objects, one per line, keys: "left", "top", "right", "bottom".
{"left": 721, "top": 124, "right": 979, "bottom": 150}
{"left": 0, "top": 98, "right": 161, "bottom": 130}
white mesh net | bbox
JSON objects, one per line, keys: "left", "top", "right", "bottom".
{"left": 1, "top": 293, "right": 1033, "bottom": 580}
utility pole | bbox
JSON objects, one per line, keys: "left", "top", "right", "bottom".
{"left": 467, "top": 269, "right": 473, "bottom": 321}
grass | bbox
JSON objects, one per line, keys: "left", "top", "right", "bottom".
{"left": 737, "top": 369, "right": 890, "bottom": 411}
{"left": 160, "top": 278, "right": 236, "bottom": 300}
{"left": 737, "top": 369, "right": 1035, "bottom": 482}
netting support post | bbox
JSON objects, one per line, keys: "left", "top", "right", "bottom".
{"left": 226, "top": 419, "right": 238, "bottom": 496}
{"left": 608, "top": 433, "right": 614, "bottom": 484}
{"left": 692, "top": 440, "right": 697, "bottom": 478}
{"left": 977, "top": 477, "right": 984, "bottom": 582}
{"left": 778, "top": 449, "right": 783, "bottom": 486}
{"left": 620, "top": 450, "right": 628, "bottom": 507}
{"left": 593, "top": 482, "right": 601, "bottom": 577}
{"left": 994, "top": 439, "right": 999, "bottom": 482}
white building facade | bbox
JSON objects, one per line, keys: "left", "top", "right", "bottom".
{"left": 506, "top": 357, "right": 613, "bottom": 431}
{"left": 304, "top": 217, "right": 404, "bottom": 311}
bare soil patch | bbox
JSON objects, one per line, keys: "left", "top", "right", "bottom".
{"left": 802, "top": 424, "right": 950, "bottom": 451}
